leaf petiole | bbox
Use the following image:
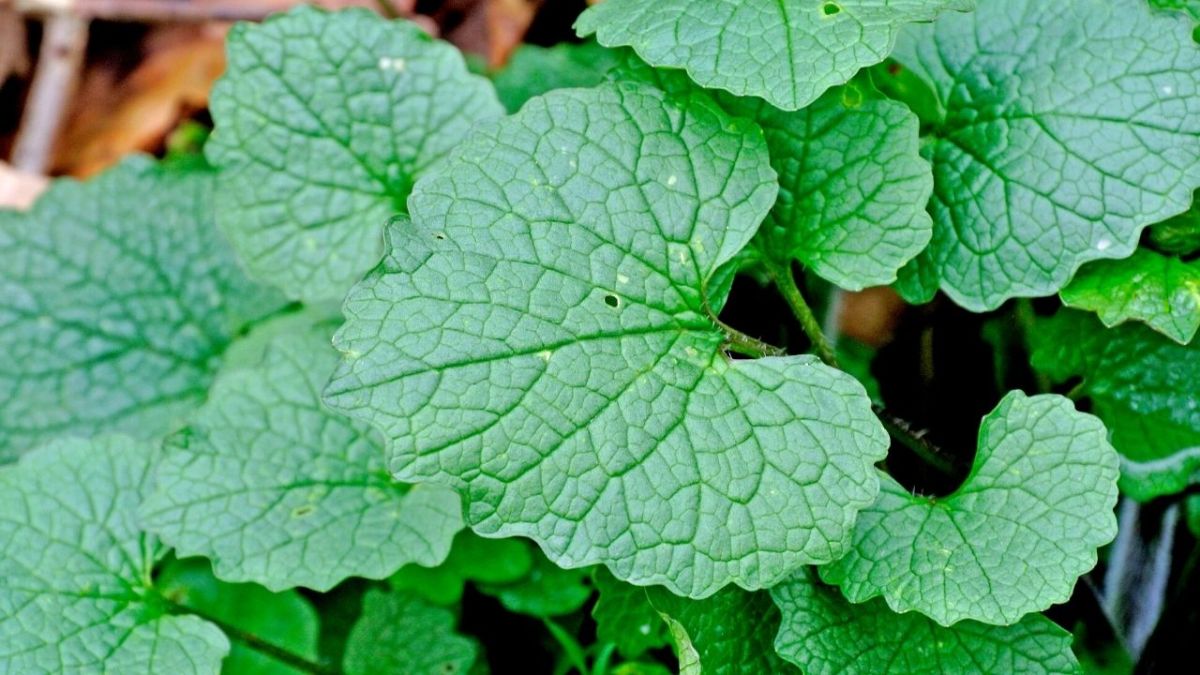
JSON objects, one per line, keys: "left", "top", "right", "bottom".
{"left": 764, "top": 258, "right": 839, "bottom": 367}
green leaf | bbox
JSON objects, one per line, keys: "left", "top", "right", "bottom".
{"left": 611, "top": 57, "right": 933, "bottom": 290}
{"left": 493, "top": 41, "right": 620, "bottom": 113}
{"left": 575, "top": 0, "right": 974, "bottom": 111}
{"left": 390, "top": 531, "right": 534, "bottom": 605}
{"left": 157, "top": 558, "right": 319, "bottom": 675}
{"left": 324, "top": 82, "right": 889, "bottom": 598}
{"left": 892, "top": 0, "right": 1200, "bottom": 310}
{"left": 1151, "top": 0, "right": 1200, "bottom": 21}
{"left": 1061, "top": 249, "right": 1200, "bottom": 344}
{"left": 478, "top": 553, "right": 593, "bottom": 618}
{"left": 645, "top": 586, "right": 799, "bottom": 675}
{"left": 821, "top": 391, "right": 1120, "bottom": 626}
{"left": 771, "top": 569, "right": 1081, "bottom": 674}
{"left": 0, "top": 157, "right": 285, "bottom": 461}
{"left": 1149, "top": 203, "right": 1200, "bottom": 255}
{"left": 1118, "top": 447, "right": 1200, "bottom": 502}
{"left": 140, "top": 320, "right": 463, "bottom": 592}
{"left": 592, "top": 568, "right": 670, "bottom": 659}
{"left": 342, "top": 590, "right": 478, "bottom": 675}
{"left": 1031, "top": 310, "right": 1200, "bottom": 499}
{"left": 206, "top": 6, "right": 504, "bottom": 302}
{"left": 0, "top": 436, "right": 229, "bottom": 674}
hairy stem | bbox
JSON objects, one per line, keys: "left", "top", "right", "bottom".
{"left": 764, "top": 258, "right": 839, "bottom": 367}
{"left": 873, "top": 406, "right": 957, "bottom": 476}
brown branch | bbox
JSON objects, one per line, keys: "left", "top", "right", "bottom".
{"left": 8, "top": 0, "right": 412, "bottom": 23}
{"left": 10, "top": 10, "right": 88, "bottom": 173}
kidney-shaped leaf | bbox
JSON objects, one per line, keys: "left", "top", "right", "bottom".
{"left": 0, "top": 157, "right": 284, "bottom": 461}
{"left": 821, "top": 391, "right": 1119, "bottom": 626}
{"left": 141, "top": 319, "right": 463, "bottom": 592}
{"left": 894, "top": 0, "right": 1200, "bottom": 310}
{"left": 576, "top": 0, "right": 973, "bottom": 111}
{"left": 0, "top": 436, "right": 229, "bottom": 674}
{"left": 325, "top": 82, "right": 889, "bottom": 598}
{"left": 207, "top": 6, "right": 504, "bottom": 302}
{"left": 772, "top": 570, "right": 1080, "bottom": 674}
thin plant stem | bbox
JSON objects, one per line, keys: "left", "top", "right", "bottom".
{"left": 764, "top": 258, "right": 839, "bottom": 367}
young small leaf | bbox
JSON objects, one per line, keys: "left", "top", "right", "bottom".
{"left": 206, "top": 6, "right": 504, "bottom": 302}
{"left": 771, "top": 569, "right": 1081, "bottom": 674}
{"left": 893, "top": 0, "right": 1200, "bottom": 310}
{"left": 1031, "top": 310, "right": 1200, "bottom": 499}
{"left": 477, "top": 553, "right": 594, "bottom": 618}
{"left": 157, "top": 558, "right": 320, "bottom": 675}
{"left": 390, "top": 531, "right": 534, "bottom": 605}
{"left": 575, "top": 0, "right": 974, "bottom": 111}
{"left": 0, "top": 436, "right": 229, "bottom": 674}
{"left": 493, "top": 42, "right": 620, "bottom": 113}
{"left": 140, "top": 320, "right": 463, "bottom": 592}
{"left": 645, "top": 586, "right": 799, "bottom": 675}
{"left": 821, "top": 391, "right": 1120, "bottom": 626}
{"left": 592, "top": 569, "right": 670, "bottom": 659}
{"left": 1061, "top": 249, "right": 1200, "bottom": 344}
{"left": 0, "top": 158, "right": 285, "bottom": 461}
{"left": 342, "top": 590, "right": 478, "bottom": 675}
{"left": 324, "top": 82, "right": 889, "bottom": 598}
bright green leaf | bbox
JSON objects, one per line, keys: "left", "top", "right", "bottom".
{"left": 611, "top": 57, "right": 934, "bottom": 290}
{"left": 893, "top": 0, "right": 1200, "bottom": 310}
{"left": 1031, "top": 310, "right": 1200, "bottom": 499}
{"left": 0, "top": 157, "right": 285, "bottom": 461}
{"left": 575, "top": 0, "right": 974, "bottom": 111}
{"left": 1118, "top": 447, "right": 1200, "bottom": 502}
{"left": 343, "top": 590, "right": 478, "bottom": 675}
{"left": 1061, "top": 249, "right": 1200, "bottom": 344}
{"left": 0, "top": 436, "right": 229, "bottom": 674}
{"left": 592, "top": 568, "right": 670, "bottom": 659}
{"left": 206, "top": 6, "right": 504, "bottom": 302}
{"left": 390, "top": 531, "right": 534, "bottom": 605}
{"left": 821, "top": 391, "right": 1120, "bottom": 626}
{"left": 645, "top": 586, "right": 799, "bottom": 675}
{"left": 140, "top": 320, "right": 463, "bottom": 592}
{"left": 771, "top": 569, "right": 1081, "bottom": 674}
{"left": 157, "top": 558, "right": 319, "bottom": 675}
{"left": 325, "top": 82, "right": 889, "bottom": 598}
{"left": 478, "top": 553, "right": 593, "bottom": 618}
{"left": 1150, "top": 0, "right": 1200, "bottom": 21}
{"left": 493, "top": 41, "right": 620, "bottom": 113}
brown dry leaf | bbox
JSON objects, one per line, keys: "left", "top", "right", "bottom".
{"left": 53, "top": 26, "right": 225, "bottom": 177}
{"left": 486, "top": 0, "right": 542, "bottom": 66}
{"left": 0, "top": 7, "right": 29, "bottom": 88}
{"left": 0, "top": 161, "right": 48, "bottom": 210}
{"left": 839, "top": 287, "right": 907, "bottom": 347}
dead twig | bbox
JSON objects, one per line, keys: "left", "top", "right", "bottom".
{"left": 10, "top": 11, "right": 88, "bottom": 173}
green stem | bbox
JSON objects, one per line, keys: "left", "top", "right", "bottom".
{"left": 716, "top": 318, "right": 787, "bottom": 358}
{"left": 874, "top": 405, "right": 957, "bottom": 476}
{"left": 765, "top": 258, "right": 839, "bottom": 367}
{"left": 1015, "top": 299, "right": 1053, "bottom": 393}
{"left": 164, "top": 598, "right": 339, "bottom": 675}
{"left": 543, "top": 618, "right": 590, "bottom": 675}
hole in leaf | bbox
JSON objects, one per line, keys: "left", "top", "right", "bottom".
{"left": 822, "top": 2, "right": 841, "bottom": 16}
{"left": 433, "top": 232, "right": 447, "bottom": 240}
{"left": 604, "top": 294, "right": 620, "bottom": 308}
